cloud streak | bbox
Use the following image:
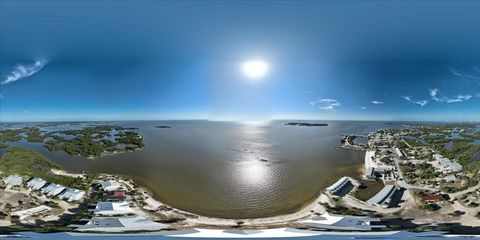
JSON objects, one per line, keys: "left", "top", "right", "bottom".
{"left": 450, "top": 68, "right": 480, "bottom": 80}
{"left": 1, "top": 60, "right": 46, "bottom": 85}
{"left": 403, "top": 96, "right": 427, "bottom": 107}
{"left": 370, "top": 100, "right": 384, "bottom": 105}
{"left": 310, "top": 98, "right": 341, "bottom": 111}
{"left": 430, "top": 88, "right": 472, "bottom": 103}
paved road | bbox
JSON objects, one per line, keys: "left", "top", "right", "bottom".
{"left": 391, "top": 147, "right": 438, "bottom": 192}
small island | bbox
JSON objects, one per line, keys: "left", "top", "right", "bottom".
{"left": 155, "top": 125, "right": 172, "bottom": 128}
{"left": 285, "top": 122, "right": 328, "bottom": 127}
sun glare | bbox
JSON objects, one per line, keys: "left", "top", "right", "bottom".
{"left": 241, "top": 60, "right": 269, "bottom": 79}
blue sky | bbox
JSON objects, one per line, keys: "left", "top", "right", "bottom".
{"left": 0, "top": 1, "right": 479, "bottom": 122}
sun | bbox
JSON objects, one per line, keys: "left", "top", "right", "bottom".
{"left": 241, "top": 60, "right": 269, "bottom": 79}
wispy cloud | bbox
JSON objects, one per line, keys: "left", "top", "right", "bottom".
{"left": 370, "top": 100, "right": 384, "bottom": 105}
{"left": 430, "top": 88, "right": 472, "bottom": 103}
{"left": 1, "top": 60, "right": 47, "bottom": 85}
{"left": 403, "top": 96, "right": 428, "bottom": 107}
{"left": 360, "top": 106, "right": 367, "bottom": 110}
{"left": 310, "top": 98, "right": 341, "bottom": 111}
{"left": 449, "top": 68, "right": 480, "bottom": 80}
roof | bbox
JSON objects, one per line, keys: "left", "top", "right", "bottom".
{"left": 42, "top": 183, "right": 66, "bottom": 196}
{"left": 74, "top": 216, "right": 168, "bottom": 232}
{"left": 93, "top": 201, "right": 133, "bottom": 216}
{"left": 58, "top": 188, "right": 85, "bottom": 202}
{"left": 3, "top": 175, "right": 23, "bottom": 186}
{"left": 367, "top": 185, "right": 396, "bottom": 207}
{"left": 27, "top": 178, "right": 47, "bottom": 190}
{"left": 99, "top": 180, "right": 121, "bottom": 191}
{"left": 422, "top": 194, "right": 443, "bottom": 202}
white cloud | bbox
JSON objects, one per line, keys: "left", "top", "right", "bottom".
{"left": 430, "top": 88, "right": 472, "bottom": 103}
{"left": 450, "top": 68, "right": 480, "bottom": 80}
{"left": 360, "top": 106, "right": 367, "bottom": 110}
{"left": 403, "top": 96, "right": 428, "bottom": 107}
{"left": 310, "top": 98, "right": 341, "bottom": 111}
{"left": 1, "top": 60, "right": 46, "bottom": 85}
{"left": 370, "top": 100, "right": 384, "bottom": 105}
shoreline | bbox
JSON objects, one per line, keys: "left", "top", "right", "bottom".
{"left": 120, "top": 174, "right": 331, "bottom": 228}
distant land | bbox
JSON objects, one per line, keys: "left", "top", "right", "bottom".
{"left": 285, "top": 122, "right": 328, "bottom": 127}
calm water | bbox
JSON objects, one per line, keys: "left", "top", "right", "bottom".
{"left": 5, "top": 120, "right": 408, "bottom": 218}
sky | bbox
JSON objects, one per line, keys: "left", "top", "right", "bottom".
{"left": 0, "top": 1, "right": 479, "bottom": 122}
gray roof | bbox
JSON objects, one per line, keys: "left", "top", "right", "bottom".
{"left": 367, "top": 185, "right": 396, "bottom": 206}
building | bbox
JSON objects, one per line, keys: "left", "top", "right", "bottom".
{"left": 72, "top": 215, "right": 168, "bottom": 232}
{"left": 431, "top": 154, "right": 463, "bottom": 173}
{"left": 93, "top": 201, "right": 134, "bottom": 216}
{"left": 394, "top": 148, "right": 405, "bottom": 158}
{"left": 367, "top": 185, "right": 397, "bottom": 208}
{"left": 105, "top": 191, "right": 126, "bottom": 200}
{"left": 3, "top": 175, "right": 23, "bottom": 186}
{"left": 421, "top": 194, "right": 444, "bottom": 203}
{"left": 99, "top": 180, "right": 121, "bottom": 192}
{"left": 27, "top": 178, "right": 47, "bottom": 190}
{"left": 444, "top": 174, "right": 457, "bottom": 182}
{"left": 58, "top": 188, "right": 85, "bottom": 202}
{"left": 299, "top": 212, "right": 385, "bottom": 231}
{"left": 326, "top": 177, "right": 359, "bottom": 196}
{"left": 10, "top": 205, "right": 52, "bottom": 220}
{"left": 42, "top": 183, "right": 66, "bottom": 197}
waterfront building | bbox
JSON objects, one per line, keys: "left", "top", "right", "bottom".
{"left": 27, "top": 178, "right": 47, "bottom": 190}
{"left": 72, "top": 215, "right": 168, "bottom": 232}
{"left": 99, "top": 180, "right": 121, "bottom": 192}
{"left": 58, "top": 188, "right": 85, "bottom": 202}
{"left": 326, "top": 177, "right": 359, "bottom": 196}
{"left": 299, "top": 212, "right": 385, "bottom": 231}
{"left": 42, "top": 183, "right": 66, "bottom": 197}
{"left": 3, "top": 175, "right": 23, "bottom": 186}
{"left": 93, "top": 201, "right": 134, "bottom": 216}
{"left": 367, "top": 185, "right": 397, "bottom": 208}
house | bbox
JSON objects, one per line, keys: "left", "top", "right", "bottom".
{"left": 299, "top": 212, "right": 385, "bottom": 231}
{"left": 367, "top": 185, "right": 397, "bottom": 208}
{"left": 99, "top": 180, "right": 121, "bottom": 192}
{"left": 431, "top": 154, "right": 463, "bottom": 173}
{"left": 42, "top": 183, "right": 66, "bottom": 197}
{"left": 3, "top": 175, "right": 23, "bottom": 186}
{"left": 421, "top": 194, "right": 444, "bottom": 203}
{"left": 105, "top": 191, "right": 126, "bottom": 200}
{"left": 444, "top": 174, "right": 457, "bottom": 182}
{"left": 27, "top": 178, "right": 47, "bottom": 190}
{"left": 93, "top": 201, "right": 133, "bottom": 216}
{"left": 72, "top": 215, "right": 168, "bottom": 232}
{"left": 58, "top": 188, "right": 85, "bottom": 202}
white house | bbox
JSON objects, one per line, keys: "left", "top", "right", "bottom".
{"left": 27, "top": 178, "right": 47, "bottom": 190}
{"left": 58, "top": 188, "right": 85, "bottom": 202}
{"left": 99, "top": 180, "right": 121, "bottom": 192}
{"left": 42, "top": 183, "right": 66, "bottom": 197}
{"left": 3, "top": 175, "right": 23, "bottom": 186}
{"left": 93, "top": 201, "right": 133, "bottom": 216}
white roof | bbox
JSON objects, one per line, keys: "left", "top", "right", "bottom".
{"left": 93, "top": 201, "right": 133, "bottom": 216}
{"left": 42, "top": 183, "right": 66, "bottom": 197}
{"left": 58, "top": 188, "right": 85, "bottom": 202}
{"left": 27, "top": 178, "right": 47, "bottom": 190}
{"left": 3, "top": 175, "right": 23, "bottom": 186}
{"left": 76, "top": 215, "right": 168, "bottom": 232}
{"left": 99, "top": 180, "right": 121, "bottom": 191}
